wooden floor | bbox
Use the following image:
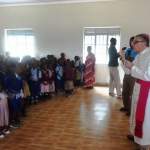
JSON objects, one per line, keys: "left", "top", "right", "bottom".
{"left": 0, "top": 87, "right": 137, "bottom": 150}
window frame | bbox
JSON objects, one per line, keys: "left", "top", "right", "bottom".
{"left": 83, "top": 27, "right": 121, "bottom": 64}
{"left": 4, "top": 28, "right": 35, "bottom": 60}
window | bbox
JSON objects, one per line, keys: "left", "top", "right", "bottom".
{"left": 83, "top": 27, "right": 120, "bottom": 64}
{"left": 5, "top": 29, "right": 35, "bottom": 60}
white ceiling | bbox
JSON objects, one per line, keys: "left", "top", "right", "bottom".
{"left": 0, "top": 0, "right": 117, "bottom": 6}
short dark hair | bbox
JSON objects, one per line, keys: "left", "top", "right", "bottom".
{"left": 87, "top": 46, "right": 92, "bottom": 51}
{"left": 60, "top": 52, "right": 65, "bottom": 57}
{"left": 110, "top": 38, "right": 117, "bottom": 45}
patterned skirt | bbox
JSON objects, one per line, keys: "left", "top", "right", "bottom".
{"left": 41, "top": 82, "right": 50, "bottom": 93}
{"left": 64, "top": 80, "right": 74, "bottom": 91}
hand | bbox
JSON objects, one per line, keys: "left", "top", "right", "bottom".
{"left": 119, "top": 49, "right": 125, "bottom": 63}
{"left": 119, "top": 48, "right": 125, "bottom": 56}
{"left": 125, "top": 60, "right": 133, "bottom": 69}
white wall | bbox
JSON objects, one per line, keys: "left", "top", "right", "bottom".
{"left": 0, "top": 0, "right": 149, "bottom": 83}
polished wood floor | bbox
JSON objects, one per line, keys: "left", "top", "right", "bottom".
{"left": 0, "top": 87, "right": 137, "bottom": 150}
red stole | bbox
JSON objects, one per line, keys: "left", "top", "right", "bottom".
{"left": 135, "top": 79, "right": 150, "bottom": 138}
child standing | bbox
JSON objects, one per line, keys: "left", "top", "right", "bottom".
{"left": 55, "top": 60, "right": 64, "bottom": 93}
{"left": 64, "top": 60, "right": 75, "bottom": 96}
{"left": 20, "top": 63, "right": 30, "bottom": 117}
{"left": 29, "top": 59, "right": 41, "bottom": 103}
{"left": 4, "top": 63, "right": 23, "bottom": 128}
{"left": 49, "top": 64, "right": 55, "bottom": 95}
{"left": 74, "top": 56, "right": 82, "bottom": 87}
{"left": 41, "top": 64, "right": 50, "bottom": 97}
{"left": 0, "top": 77, "right": 10, "bottom": 139}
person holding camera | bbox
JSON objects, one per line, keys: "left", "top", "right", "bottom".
{"left": 119, "top": 37, "right": 138, "bottom": 116}
{"left": 125, "top": 33, "right": 150, "bottom": 150}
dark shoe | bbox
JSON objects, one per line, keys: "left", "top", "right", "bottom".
{"left": 117, "top": 95, "right": 122, "bottom": 99}
{"left": 10, "top": 123, "right": 20, "bottom": 129}
{"left": 10, "top": 124, "right": 20, "bottom": 129}
{"left": 120, "top": 107, "right": 127, "bottom": 112}
{"left": 109, "top": 93, "right": 115, "bottom": 97}
{"left": 3, "top": 129, "right": 10, "bottom": 135}
{"left": 126, "top": 112, "right": 130, "bottom": 116}
{"left": 0, "top": 133, "right": 5, "bottom": 139}
{"left": 127, "top": 134, "right": 134, "bottom": 142}
{"left": 22, "top": 113, "right": 27, "bottom": 117}
{"left": 34, "top": 100, "right": 38, "bottom": 104}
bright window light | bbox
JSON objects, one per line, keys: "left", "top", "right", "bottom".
{"left": 83, "top": 27, "right": 120, "bottom": 64}
{"left": 5, "top": 29, "right": 35, "bottom": 60}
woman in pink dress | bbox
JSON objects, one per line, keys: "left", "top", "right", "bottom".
{"left": 84, "top": 46, "right": 96, "bottom": 88}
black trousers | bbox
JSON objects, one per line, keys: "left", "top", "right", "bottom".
{"left": 122, "top": 74, "right": 135, "bottom": 113}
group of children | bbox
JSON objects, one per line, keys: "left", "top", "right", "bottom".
{"left": 0, "top": 53, "right": 84, "bottom": 139}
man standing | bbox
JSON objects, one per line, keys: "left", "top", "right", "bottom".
{"left": 120, "top": 37, "right": 138, "bottom": 116}
{"left": 125, "top": 34, "right": 150, "bottom": 150}
{"left": 108, "top": 38, "right": 122, "bottom": 98}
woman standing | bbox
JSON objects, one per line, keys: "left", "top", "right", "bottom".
{"left": 84, "top": 46, "right": 95, "bottom": 88}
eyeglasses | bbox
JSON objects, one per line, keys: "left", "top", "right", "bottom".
{"left": 133, "top": 40, "right": 145, "bottom": 45}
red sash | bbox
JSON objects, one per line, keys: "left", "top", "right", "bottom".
{"left": 135, "top": 79, "right": 150, "bottom": 138}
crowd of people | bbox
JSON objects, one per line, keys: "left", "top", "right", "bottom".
{"left": 0, "top": 33, "right": 150, "bottom": 150}
{"left": 0, "top": 52, "right": 89, "bottom": 139}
